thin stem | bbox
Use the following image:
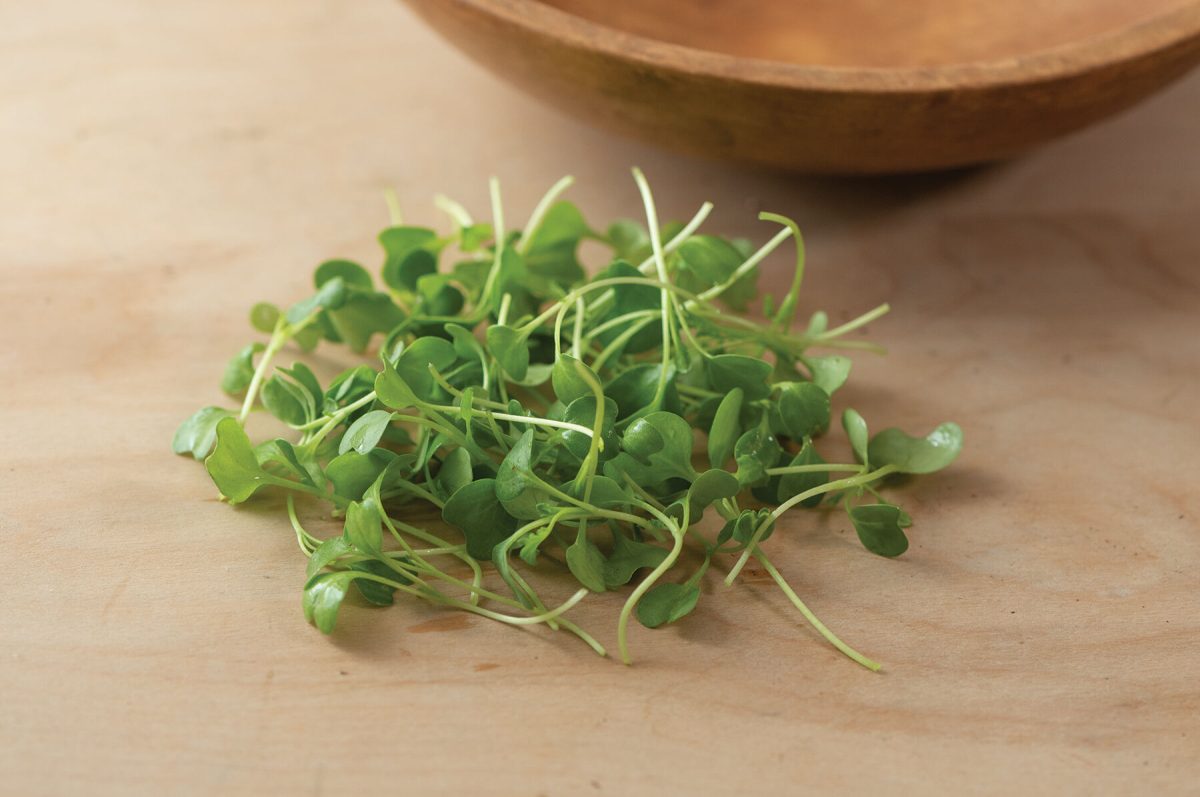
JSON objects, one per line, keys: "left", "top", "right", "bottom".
{"left": 689, "top": 226, "right": 793, "bottom": 306}
{"left": 634, "top": 201, "right": 714, "bottom": 275}
{"left": 304, "top": 390, "right": 378, "bottom": 449}
{"left": 754, "top": 550, "right": 881, "bottom": 671}
{"left": 632, "top": 167, "right": 674, "bottom": 411}
{"left": 819, "top": 303, "right": 890, "bottom": 341}
{"left": 617, "top": 502, "right": 686, "bottom": 665}
{"left": 571, "top": 297, "right": 585, "bottom": 359}
{"left": 518, "top": 175, "right": 574, "bottom": 254}
{"left": 725, "top": 464, "right": 898, "bottom": 584}
{"left": 286, "top": 494, "right": 320, "bottom": 555}
{"left": 475, "top": 177, "right": 506, "bottom": 315}
{"left": 238, "top": 318, "right": 287, "bottom": 422}
{"left": 765, "top": 464, "right": 866, "bottom": 476}
{"left": 434, "top": 194, "right": 473, "bottom": 228}
{"left": 384, "top": 188, "right": 403, "bottom": 226}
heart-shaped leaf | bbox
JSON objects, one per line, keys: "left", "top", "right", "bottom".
{"left": 339, "top": 409, "right": 393, "bottom": 455}
{"left": 848, "top": 504, "right": 909, "bottom": 557}
{"left": 635, "top": 582, "right": 701, "bottom": 628}
{"left": 868, "top": 422, "right": 963, "bottom": 474}
{"left": 442, "top": 478, "right": 520, "bottom": 561}
{"left": 486, "top": 325, "right": 529, "bottom": 381}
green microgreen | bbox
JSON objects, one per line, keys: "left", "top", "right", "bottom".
{"left": 174, "top": 170, "right": 961, "bottom": 670}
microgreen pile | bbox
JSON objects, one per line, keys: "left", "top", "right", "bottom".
{"left": 174, "top": 170, "right": 961, "bottom": 669}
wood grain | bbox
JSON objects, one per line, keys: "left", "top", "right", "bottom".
{"left": 2, "top": 1, "right": 1199, "bottom": 794}
{"left": 404, "top": 0, "right": 1200, "bottom": 172}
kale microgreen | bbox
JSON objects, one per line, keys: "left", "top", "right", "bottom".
{"left": 175, "top": 171, "right": 962, "bottom": 671}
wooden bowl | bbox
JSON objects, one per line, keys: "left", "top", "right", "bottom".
{"left": 402, "top": 0, "right": 1200, "bottom": 173}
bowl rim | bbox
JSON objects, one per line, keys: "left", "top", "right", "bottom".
{"left": 452, "top": 0, "right": 1200, "bottom": 92}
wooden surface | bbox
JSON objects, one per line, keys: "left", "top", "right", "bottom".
{"left": 2, "top": 1, "right": 1199, "bottom": 794}
{"left": 406, "top": 0, "right": 1200, "bottom": 172}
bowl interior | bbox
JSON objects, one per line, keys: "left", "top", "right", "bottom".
{"left": 539, "top": 0, "right": 1194, "bottom": 67}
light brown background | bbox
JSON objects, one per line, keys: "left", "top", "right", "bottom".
{"left": 2, "top": 1, "right": 1198, "bottom": 795}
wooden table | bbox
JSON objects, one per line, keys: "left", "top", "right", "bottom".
{"left": 3, "top": 1, "right": 1198, "bottom": 794}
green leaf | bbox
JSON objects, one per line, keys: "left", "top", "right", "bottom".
{"left": 325, "top": 291, "right": 405, "bottom": 353}
{"left": 339, "top": 409, "right": 393, "bottom": 455}
{"left": 256, "top": 438, "right": 318, "bottom": 486}
{"left": 350, "top": 559, "right": 407, "bottom": 605}
{"left": 636, "top": 582, "right": 701, "bottom": 628}
{"left": 286, "top": 276, "right": 347, "bottom": 325}
{"left": 385, "top": 249, "right": 437, "bottom": 293}
{"left": 306, "top": 537, "right": 350, "bottom": 579}
{"left": 561, "top": 395, "right": 619, "bottom": 462}
{"left": 204, "top": 418, "right": 280, "bottom": 504}
{"left": 593, "top": 260, "right": 660, "bottom": 354}
{"left": 868, "top": 422, "right": 963, "bottom": 474}
{"left": 842, "top": 409, "right": 870, "bottom": 466}
{"left": 804, "top": 355, "right": 852, "bottom": 395}
{"left": 379, "top": 225, "right": 438, "bottom": 289}
{"left": 707, "top": 387, "right": 744, "bottom": 469}
{"left": 778, "top": 443, "right": 828, "bottom": 508}
{"left": 522, "top": 201, "right": 588, "bottom": 286}
{"left": 459, "top": 222, "right": 493, "bottom": 252}
{"left": 606, "top": 219, "right": 649, "bottom": 260}
{"left": 552, "top": 354, "right": 600, "bottom": 406}
{"left": 777, "top": 382, "right": 831, "bottom": 440}
{"left": 325, "top": 365, "right": 376, "bottom": 409}
{"left": 436, "top": 447, "right": 473, "bottom": 499}
{"left": 380, "top": 336, "right": 458, "bottom": 405}
{"left": 603, "top": 411, "right": 696, "bottom": 491}
{"left": 442, "top": 478, "right": 520, "bottom": 561}
{"left": 280, "top": 362, "right": 322, "bottom": 404}
{"left": 509, "top": 362, "right": 552, "bottom": 387}
{"left": 220, "top": 343, "right": 264, "bottom": 395}
{"left": 602, "top": 531, "right": 668, "bottom": 588}
{"left": 445, "top": 323, "right": 483, "bottom": 361}
{"left": 569, "top": 474, "right": 628, "bottom": 510}
{"left": 717, "top": 508, "right": 776, "bottom": 546}
{"left": 604, "top": 363, "right": 679, "bottom": 419}
{"left": 705, "top": 354, "right": 772, "bottom": 401}
{"left": 486, "top": 325, "right": 529, "bottom": 381}
{"left": 495, "top": 430, "right": 548, "bottom": 520}
{"left": 414, "top": 276, "right": 464, "bottom": 319}
{"left": 676, "top": 235, "right": 758, "bottom": 311}
{"left": 172, "top": 406, "right": 234, "bottom": 460}
{"left": 565, "top": 527, "right": 607, "bottom": 592}
{"left": 686, "top": 469, "right": 740, "bottom": 522}
{"left": 374, "top": 361, "right": 418, "bottom": 411}
{"left": 848, "top": 504, "right": 909, "bottom": 557}
{"left": 302, "top": 571, "right": 356, "bottom": 634}
{"left": 314, "top": 259, "right": 373, "bottom": 290}
{"left": 326, "top": 449, "right": 394, "bottom": 500}
{"left": 261, "top": 374, "right": 313, "bottom": 427}
{"left": 733, "top": 425, "right": 782, "bottom": 487}
{"left": 249, "top": 302, "right": 280, "bottom": 333}
{"left": 343, "top": 499, "right": 383, "bottom": 554}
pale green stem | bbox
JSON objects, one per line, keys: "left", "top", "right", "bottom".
{"left": 632, "top": 167, "right": 673, "bottom": 410}
{"left": 238, "top": 318, "right": 288, "bottom": 422}
{"left": 434, "top": 194, "right": 473, "bottom": 228}
{"left": 384, "top": 188, "right": 403, "bottom": 226}
{"left": 754, "top": 550, "right": 881, "bottom": 671}
{"left": 616, "top": 501, "right": 687, "bottom": 665}
{"left": 765, "top": 464, "right": 866, "bottom": 476}
{"left": 726, "top": 464, "right": 899, "bottom": 584}
{"left": 818, "top": 303, "right": 890, "bottom": 340}
{"left": 518, "top": 175, "right": 575, "bottom": 254}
